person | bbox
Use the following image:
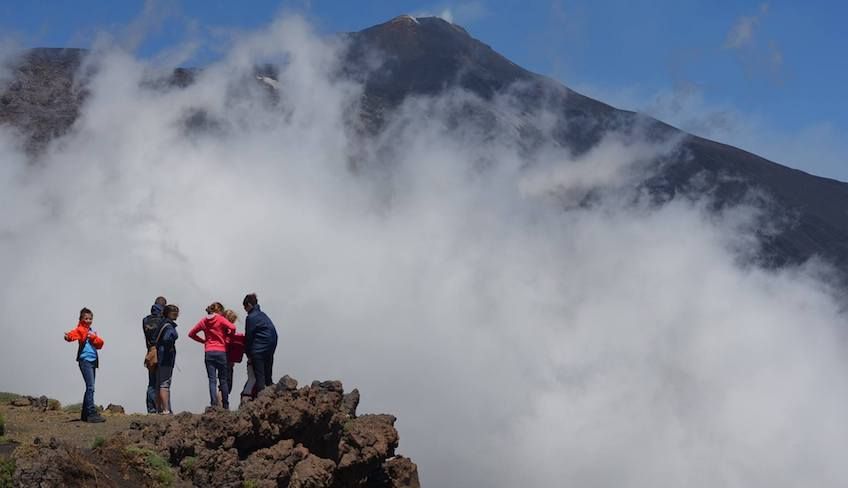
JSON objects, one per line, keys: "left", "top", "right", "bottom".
{"left": 243, "top": 293, "right": 278, "bottom": 393}
{"left": 222, "top": 309, "right": 242, "bottom": 404}
{"left": 156, "top": 304, "right": 180, "bottom": 415}
{"left": 188, "top": 302, "right": 236, "bottom": 409}
{"left": 63, "top": 307, "right": 106, "bottom": 423}
{"left": 142, "top": 296, "right": 166, "bottom": 414}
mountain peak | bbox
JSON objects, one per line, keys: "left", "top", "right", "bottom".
{"left": 346, "top": 15, "right": 530, "bottom": 103}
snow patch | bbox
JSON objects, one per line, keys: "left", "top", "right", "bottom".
{"left": 392, "top": 15, "right": 420, "bottom": 25}
{"left": 256, "top": 75, "right": 279, "bottom": 89}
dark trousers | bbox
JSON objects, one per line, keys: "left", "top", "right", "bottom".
{"left": 78, "top": 360, "right": 97, "bottom": 419}
{"left": 146, "top": 367, "right": 158, "bottom": 413}
{"left": 251, "top": 351, "right": 275, "bottom": 393}
{"left": 205, "top": 351, "right": 229, "bottom": 408}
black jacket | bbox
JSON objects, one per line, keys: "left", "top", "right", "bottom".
{"left": 143, "top": 304, "right": 164, "bottom": 349}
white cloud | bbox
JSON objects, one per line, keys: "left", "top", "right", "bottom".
{"left": 723, "top": 3, "right": 784, "bottom": 76}
{"left": 724, "top": 3, "right": 769, "bottom": 49}
{"left": 573, "top": 81, "right": 848, "bottom": 181}
{"left": 414, "top": 1, "right": 489, "bottom": 24}
{"left": 1, "top": 13, "right": 847, "bottom": 488}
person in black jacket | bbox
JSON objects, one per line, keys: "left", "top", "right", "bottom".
{"left": 142, "top": 296, "right": 166, "bottom": 413}
{"left": 243, "top": 293, "right": 278, "bottom": 392}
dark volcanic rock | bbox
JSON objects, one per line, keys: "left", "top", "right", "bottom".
{"left": 104, "top": 403, "right": 125, "bottom": 414}
{"left": 13, "top": 437, "right": 100, "bottom": 487}
{"left": 382, "top": 456, "right": 421, "bottom": 488}
{"left": 102, "top": 376, "right": 417, "bottom": 487}
{"left": 0, "top": 48, "right": 87, "bottom": 153}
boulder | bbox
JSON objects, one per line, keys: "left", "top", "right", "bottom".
{"left": 13, "top": 437, "right": 100, "bottom": 487}
{"left": 383, "top": 456, "right": 421, "bottom": 488}
{"left": 341, "top": 389, "right": 360, "bottom": 418}
{"left": 289, "top": 454, "right": 335, "bottom": 488}
{"left": 105, "top": 404, "right": 125, "bottom": 415}
{"left": 336, "top": 414, "right": 399, "bottom": 485}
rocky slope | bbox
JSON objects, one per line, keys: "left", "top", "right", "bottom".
{"left": 1, "top": 377, "right": 419, "bottom": 487}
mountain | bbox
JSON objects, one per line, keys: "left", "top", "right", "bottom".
{"left": 2, "top": 15, "right": 848, "bottom": 283}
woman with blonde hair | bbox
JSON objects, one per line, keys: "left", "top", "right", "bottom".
{"left": 221, "top": 309, "right": 242, "bottom": 404}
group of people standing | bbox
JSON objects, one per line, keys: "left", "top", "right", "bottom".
{"left": 64, "top": 293, "right": 278, "bottom": 423}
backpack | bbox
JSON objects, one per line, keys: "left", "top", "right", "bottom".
{"left": 144, "top": 323, "right": 171, "bottom": 371}
{"left": 142, "top": 314, "right": 161, "bottom": 348}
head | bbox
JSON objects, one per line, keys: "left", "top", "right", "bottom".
{"left": 155, "top": 296, "right": 167, "bottom": 306}
{"left": 164, "top": 304, "right": 180, "bottom": 321}
{"left": 79, "top": 307, "right": 93, "bottom": 326}
{"left": 243, "top": 293, "right": 258, "bottom": 313}
{"left": 224, "top": 309, "right": 238, "bottom": 323}
{"left": 206, "top": 302, "right": 225, "bottom": 315}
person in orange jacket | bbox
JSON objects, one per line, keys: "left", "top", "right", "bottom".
{"left": 64, "top": 307, "right": 106, "bottom": 423}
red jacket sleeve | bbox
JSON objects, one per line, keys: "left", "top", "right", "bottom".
{"left": 188, "top": 320, "right": 205, "bottom": 343}
{"left": 89, "top": 333, "right": 104, "bottom": 349}
{"left": 64, "top": 325, "right": 83, "bottom": 342}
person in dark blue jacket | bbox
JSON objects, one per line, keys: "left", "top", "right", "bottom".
{"left": 156, "top": 304, "right": 180, "bottom": 414}
{"left": 142, "top": 296, "right": 166, "bottom": 413}
{"left": 243, "top": 293, "right": 278, "bottom": 392}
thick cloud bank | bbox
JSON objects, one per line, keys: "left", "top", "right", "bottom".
{"left": 1, "top": 16, "right": 847, "bottom": 488}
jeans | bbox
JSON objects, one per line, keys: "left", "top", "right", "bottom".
{"left": 78, "top": 360, "right": 97, "bottom": 419}
{"left": 251, "top": 351, "right": 275, "bottom": 393}
{"left": 242, "top": 360, "right": 257, "bottom": 397}
{"left": 146, "top": 367, "right": 158, "bottom": 413}
{"left": 205, "top": 351, "right": 229, "bottom": 408}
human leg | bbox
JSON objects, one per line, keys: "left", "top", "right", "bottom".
{"left": 78, "top": 360, "right": 96, "bottom": 420}
{"left": 263, "top": 352, "right": 274, "bottom": 387}
{"left": 205, "top": 353, "right": 219, "bottom": 407}
{"left": 217, "top": 357, "right": 230, "bottom": 409}
{"left": 157, "top": 366, "right": 174, "bottom": 414}
{"left": 146, "top": 367, "right": 158, "bottom": 413}
{"left": 252, "top": 355, "right": 268, "bottom": 393}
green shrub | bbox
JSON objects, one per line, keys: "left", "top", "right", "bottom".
{"left": 0, "top": 458, "right": 14, "bottom": 488}
{"left": 47, "top": 399, "right": 61, "bottom": 411}
{"left": 0, "top": 393, "right": 21, "bottom": 405}
{"left": 63, "top": 403, "right": 82, "bottom": 414}
{"left": 91, "top": 437, "right": 105, "bottom": 449}
{"left": 125, "top": 446, "right": 174, "bottom": 486}
{"left": 243, "top": 481, "right": 259, "bottom": 488}
{"left": 180, "top": 455, "right": 197, "bottom": 474}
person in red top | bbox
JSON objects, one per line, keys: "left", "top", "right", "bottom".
{"left": 188, "top": 302, "right": 236, "bottom": 409}
{"left": 63, "top": 307, "right": 106, "bottom": 423}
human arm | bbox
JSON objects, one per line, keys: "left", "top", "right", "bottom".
{"left": 88, "top": 331, "right": 104, "bottom": 349}
{"left": 64, "top": 326, "right": 83, "bottom": 342}
{"left": 161, "top": 324, "right": 178, "bottom": 346}
{"left": 188, "top": 320, "right": 206, "bottom": 344}
{"left": 244, "top": 315, "right": 255, "bottom": 356}
{"left": 221, "top": 316, "right": 236, "bottom": 336}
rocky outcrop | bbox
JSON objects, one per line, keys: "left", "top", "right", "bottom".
{"left": 13, "top": 437, "right": 100, "bottom": 487}
{"left": 103, "top": 375, "right": 420, "bottom": 487}
{"left": 104, "top": 404, "right": 125, "bottom": 415}
{"left": 8, "top": 395, "right": 60, "bottom": 411}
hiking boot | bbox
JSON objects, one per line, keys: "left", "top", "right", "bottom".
{"left": 86, "top": 415, "right": 106, "bottom": 423}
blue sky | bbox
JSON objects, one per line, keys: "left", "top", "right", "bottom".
{"left": 1, "top": 0, "right": 845, "bottom": 180}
